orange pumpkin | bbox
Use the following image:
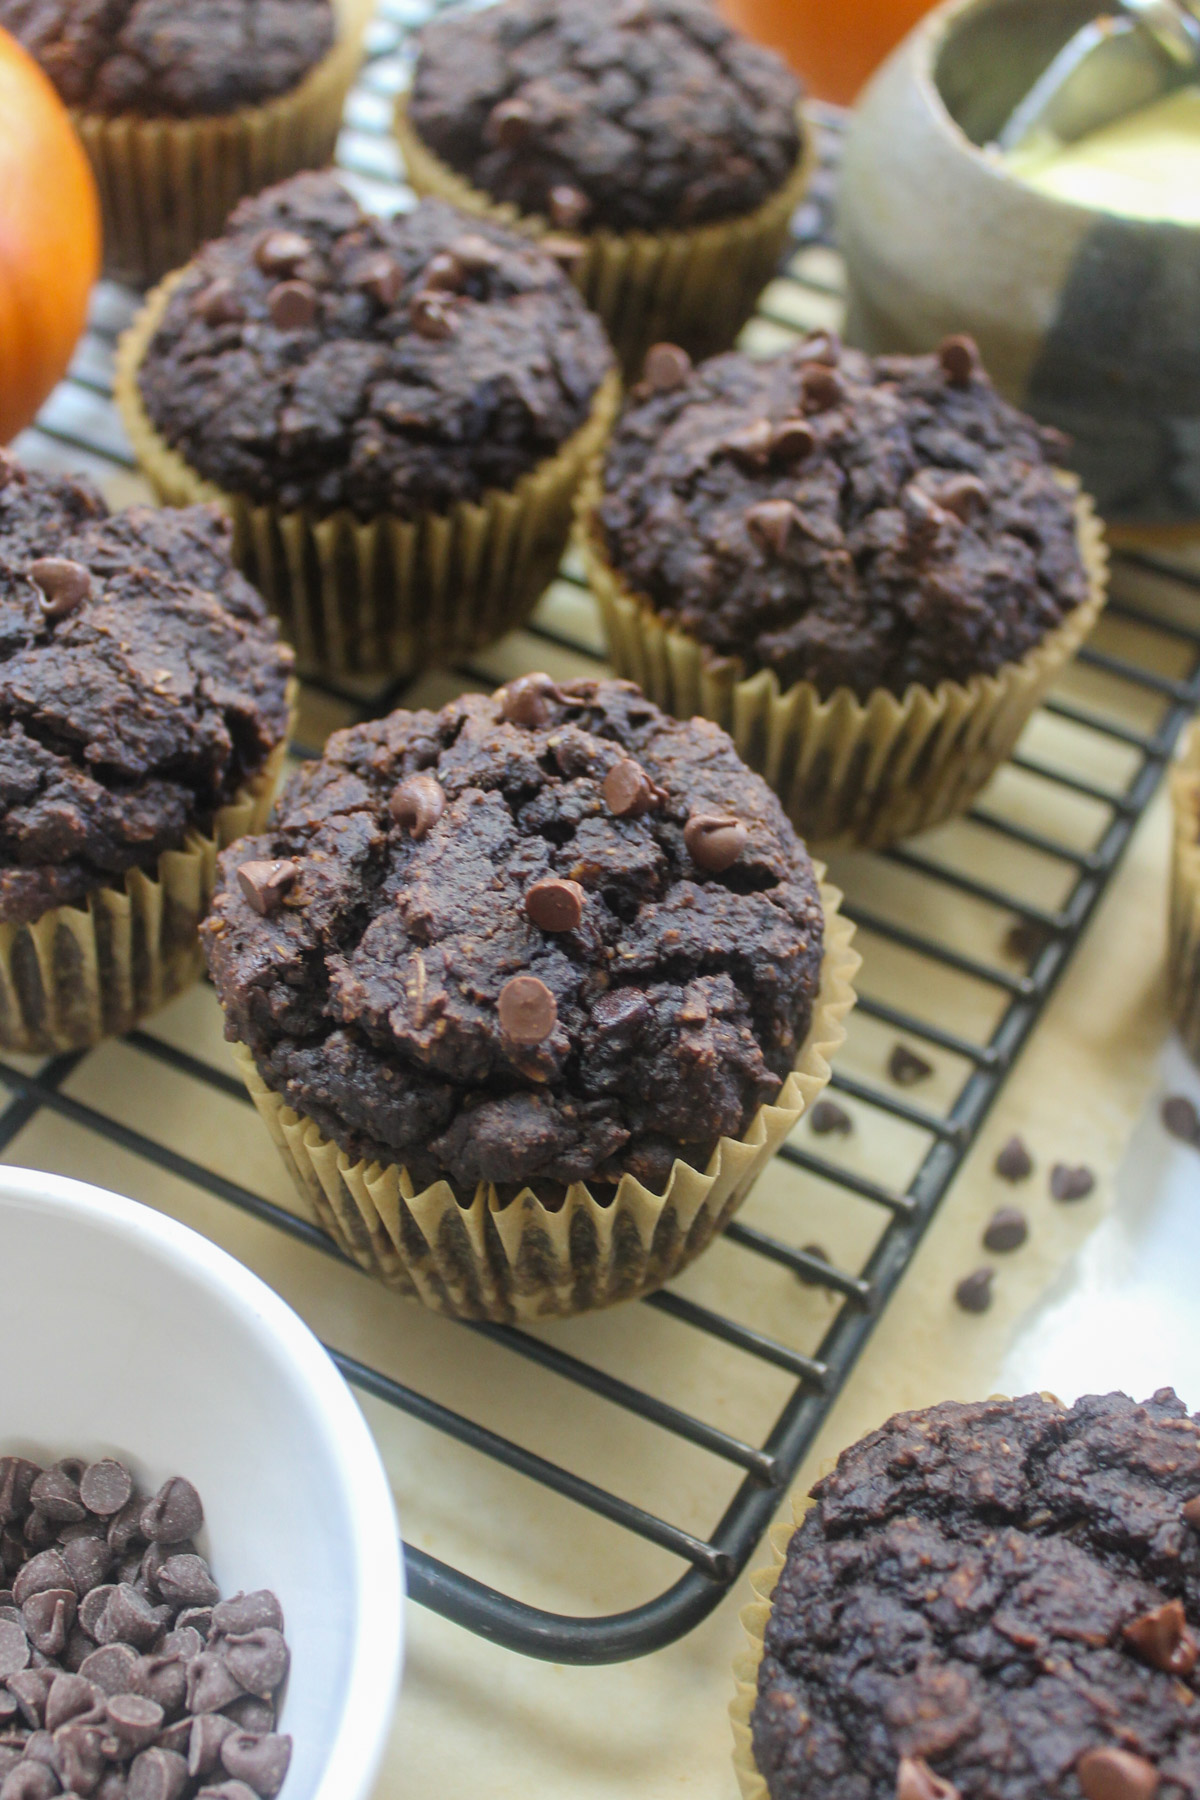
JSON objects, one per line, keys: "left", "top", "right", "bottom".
{"left": 0, "top": 27, "right": 100, "bottom": 444}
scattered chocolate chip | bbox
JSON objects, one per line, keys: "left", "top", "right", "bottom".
{"left": 525, "top": 879, "right": 585, "bottom": 933}
{"left": 497, "top": 672, "right": 560, "bottom": 728}
{"left": 1076, "top": 1747, "right": 1160, "bottom": 1800}
{"left": 29, "top": 556, "right": 92, "bottom": 620}
{"left": 1005, "top": 918, "right": 1052, "bottom": 961}
{"left": 220, "top": 1732, "right": 292, "bottom": 1799}
{"left": 641, "top": 342, "right": 692, "bottom": 393}
{"left": 254, "top": 230, "right": 311, "bottom": 274}
{"left": 79, "top": 1464, "right": 133, "bottom": 1521}
{"left": 887, "top": 1044, "right": 933, "bottom": 1087}
{"left": 939, "top": 334, "right": 980, "bottom": 386}
{"left": 684, "top": 813, "right": 748, "bottom": 873}
{"left": 983, "top": 1206, "right": 1028, "bottom": 1254}
{"left": 896, "top": 1755, "right": 960, "bottom": 1800}
{"left": 389, "top": 775, "right": 445, "bottom": 840}
{"left": 548, "top": 183, "right": 591, "bottom": 229}
{"left": 771, "top": 418, "right": 816, "bottom": 462}
{"left": 603, "top": 758, "right": 660, "bottom": 819}
{"left": 193, "top": 278, "right": 244, "bottom": 327}
{"left": 745, "top": 499, "right": 796, "bottom": 555}
{"left": 995, "top": 1136, "right": 1034, "bottom": 1182}
{"left": 1162, "top": 1095, "right": 1200, "bottom": 1146}
{"left": 235, "top": 860, "right": 297, "bottom": 918}
{"left": 422, "top": 251, "right": 464, "bottom": 293}
{"left": 954, "top": 1267, "right": 994, "bottom": 1314}
{"left": 267, "top": 280, "right": 317, "bottom": 331}
{"left": 410, "top": 290, "right": 456, "bottom": 340}
{"left": 497, "top": 975, "right": 558, "bottom": 1046}
{"left": 541, "top": 234, "right": 585, "bottom": 269}
{"left": 487, "top": 96, "right": 534, "bottom": 147}
{"left": 795, "top": 1244, "right": 832, "bottom": 1288}
{"left": 1123, "top": 1598, "right": 1198, "bottom": 1676}
{"left": 798, "top": 328, "right": 841, "bottom": 367}
{"left": 353, "top": 253, "right": 403, "bottom": 308}
{"left": 809, "top": 1098, "right": 851, "bottom": 1136}
{"left": 449, "top": 233, "right": 502, "bottom": 272}
{"left": 799, "top": 364, "right": 844, "bottom": 412}
{"left": 1184, "top": 1495, "right": 1200, "bottom": 1530}
{"left": 936, "top": 473, "right": 988, "bottom": 521}
{"left": 1050, "top": 1163, "right": 1095, "bottom": 1202}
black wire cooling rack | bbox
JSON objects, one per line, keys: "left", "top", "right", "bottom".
{"left": 8, "top": 0, "right": 1200, "bottom": 1666}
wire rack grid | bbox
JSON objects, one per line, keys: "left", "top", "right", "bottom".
{"left": 7, "top": 0, "right": 1200, "bottom": 1667}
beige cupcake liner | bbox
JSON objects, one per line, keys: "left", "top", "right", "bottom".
{"left": 0, "top": 725, "right": 291, "bottom": 1057}
{"left": 579, "top": 478, "right": 1109, "bottom": 850}
{"left": 115, "top": 283, "right": 621, "bottom": 679}
{"left": 1169, "top": 723, "right": 1200, "bottom": 1064}
{"left": 394, "top": 96, "right": 815, "bottom": 379}
{"left": 76, "top": 0, "right": 373, "bottom": 287}
{"left": 227, "top": 881, "right": 857, "bottom": 1324}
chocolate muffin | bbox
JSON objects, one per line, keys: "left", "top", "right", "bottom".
{"left": 583, "top": 332, "right": 1107, "bottom": 847}
{"left": 205, "top": 676, "right": 856, "bottom": 1321}
{"left": 396, "top": 0, "right": 811, "bottom": 371}
{"left": 742, "top": 1389, "right": 1200, "bottom": 1800}
{"left": 118, "top": 174, "right": 618, "bottom": 676}
{"left": 0, "top": 451, "right": 293, "bottom": 1050}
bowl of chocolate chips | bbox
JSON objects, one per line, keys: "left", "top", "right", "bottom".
{"left": 0, "top": 1166, "right": 403, "bottom": 1800}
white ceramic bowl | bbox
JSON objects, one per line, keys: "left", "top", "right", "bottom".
{"left": 0, "top": 1165, "right": 404, "bottom": 1800}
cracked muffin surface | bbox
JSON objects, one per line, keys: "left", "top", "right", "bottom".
{"left": 0, "top": 456, "right": 293, "bottom": 925}
{"left": 598, "top": 333, "right": 1090, "bottom": 702}
{"left": 203, "top": 676, "right": 824, "bottom": 1194}
{"left": 753, "top": 1389, "right": 1200, "bottom": 1800}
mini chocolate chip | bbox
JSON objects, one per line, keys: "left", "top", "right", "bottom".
{"left": 487, "top": 97, "right": 533, "bottom": 147}
{"left": 13, "top": 1553, "right": 72, "bottom": 1610}
{"left": 24, "top": 1509, "right": 56, "bottom": 1551}
{"left": 1162, "top": 1095, "right": 1200, "bottom": 1145}
{"left": 799, "top": 364, "right": 844, "bottom": 412}
{"left": 254, "top": 230, "right": 311, "bottom": 274}
{"left": 497, "top": 672, "right": 560, "bottom": 728}
{"left": 208, "top": 1595, "right": 282, "bottom": 1639}
{"left": 548, "top": 183, "right": 591, "bottom": 229}
{"left": 1076, "top": 1747, "right": 1160, "bottom": 1800}
{"left": 684, "top": 814, "right": 748, "bottom": 873}
{"left": 220, "top": 1630, "right": 288, "bottom": 1702}
{"left": 193, "top": 278, "right": 244, "bottom": 327}
{"left": 809, "top": 1098, "right": 851, "bottom": 1136}
{"left": 174, "top": 1606, "right": 213, "bottom": 1637}
{"left": 641, "top": 342, "right": 692, "bottom": 392}
{"left": 77, "top": 1587, "right": 116, "bottom": 1641}
{"left": 105, "top": 1499, "right": 145, "bottom": 1556}
{"left": 101, "top": 1586, "right": 166, "bottom": 1651}
{"left": 103, "top": 1693, "right": 164, "bottom": 1756}
{"left": 235, "top": 860, "right": 297, "bottom": 918}
{"left": 410, "top": 291, "right": 455, "bottom": 340}
{"left": 61, "top": 1536, "right": 113, "bottom": 1595}
{"left": 954, "top": 1267, "right": 994, "bottom": 1314}
{"left": 29, "top": 1472, "right": 84, "bottom": 1527}
{"left": 1123, "top": 1598, "right": 1198, "bottom": 1676}
{"left": 188, "top": 1714, "right": 236, "bottom": 1779}
{"left": 267, "top": 280, "right": 316, "bottom": 331}
{"left": 798, "top": 328, "right": 841, "bottom": 367}
{"left": 220, "top": 1732, "right": 292, "bottom": 1799}
{"left": 497, "top": 975, "right": 558, "bottom": 1047}
{"left": 939, "top": 334, "right": 980, "bottom": 386}
{"left": 158, "top": 1626, "right": 202, "bottom": 1664}
{"left": 896, "top": 1756, "right": 960, "bottom": 1800}
{"left": 888, "top": 1044, "right": 933, "bottom": 1086}
{"left": 540, "top": 233, "right": 585, "bottom": 268}
{"left": 154, "top": 1555, "right": 218, "bottom": 1609}
{"left": 603, "top": 758, "right": 660, "bottom": 819}
{"left": 389, "top": 775, "right": 445, "bottom": 840}
{"left": 0, "top": 1619, "right": 28, "bottom": 1679}
{"left": 79, "top": 1465, "right": 133, "bottom": 1522}
{"left": 130, "top": 1650, "right": 187, "bottom": 1715}
{"left": 29, "top": 557, "right": 92, "bottom": 621}
{"left": 995, "top": 1135, "right": 1033, "bottom": 1182}
{"left": 1050, "top": 1163, "right": 1095, "bottom": 1202}
{"left": 422, "top": 251, "right": 464, "bottom": 292}
{"left": 448, "top": 233, "right": 502, "bottom": 272}
{"left": 22, "top": 1589, "right": 76, "bottom": 1656}
{"left": 354, "top": 253, "right": 403, "bottom": 307}
{"left": 127, "top": 1747, "right": 188, "bottom": 1800}
{"left": 983, "top": 1207, "right": 1028, "bottom": 1253}
{"left": 44, "top": 1672, "right": 101, "bottom": 1732}
{"left": 772, "top": 418, "right": 816, "bottom": 462}
{"left": 745, "top": 499, "right": 796, "bottom": 556}
{"left": 525, "top": 879, "right": 585, "bottom": 933}
{"left": 222, "top": 1697, "right": 275, "bottom": 1734}
{"left": 937, "top": 473, "right": 988, "bottom": 521}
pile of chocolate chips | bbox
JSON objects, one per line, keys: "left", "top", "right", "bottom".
{"left": 0, "top": 1456, "right": 291, "bottom": 1800}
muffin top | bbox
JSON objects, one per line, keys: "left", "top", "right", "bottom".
{"left": 0, "top": 0, "right": 335, "bottom": 118}
{"left": 754, "top": 1389, "right": 1200, "bottom": 1800}
{"left": 0, "top": 455, "right": 293, "bottom": 925}
{"left": 136, "top": 174, "right": 615, "bottom": 520}
{"left": 203, "top": 676, "right": 824, "bottom": 1195}
{"left": 597, "top": 333, "right": 1091, "bottom": 702}
{"left": 408, "top": 0, "right": 804, "bottom": 234}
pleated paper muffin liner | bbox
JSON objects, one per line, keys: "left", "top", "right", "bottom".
{"left": 0, "top": 728, "right": 291, "bottom": 1057}
{"left": 1169, "top": 723, "right": 1200, "bottom": 1065}
{"left": 115, "top": 284, "right": 622, "bottom": 680}
{"left": 394, "top": 96, "right": 815, "bottom": 379}
{"left": 578, "top": 477, "right": 1109, "bottom": 850}
{"left": 226, "top": 883, "right": 857, "bottom": 1324}
{"left": 76, "top": 0, "right": 373, "bottom": 288}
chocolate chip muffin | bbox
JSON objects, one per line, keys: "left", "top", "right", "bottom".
{"left": 206, "top": 676, "right": 856, "bottom": 1321}
{"left": 117, "top": 173, "right": 618, "bottom": 677}
{"left": 738, "top": 1389, "right": 1200, "bottom": 1800}
{"left": 0, "top": 451, "right": 293, "bottom": 1052}
{"left": 582, "top": 332, "right": 1107, "bottom": 848}
{"left": 3, "top": 0, "right": 368, "bottom": 285}
{"left": 395, "top": 0, "right": 811, "bottom": 372}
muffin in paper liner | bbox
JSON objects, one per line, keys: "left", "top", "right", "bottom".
{"left": 0, "top": 720, "right": 292, "bottom": 1057}
{"left": 578, "top": 477, "right": 1109, "bottom": 851}
{"left": 76, "top": 0, "right": 373, "bottom": 288}
{"left": 225, "top": 882, "right": 857, "bottom": 1325}
{"left": 1170, "top": 722, "right": 1200, "bottom": 1065}
{"left": 394, "top": 95, "right": 815, "bottom": 379}
{"left": 114, "top": 282, "right": 622, "bottom": 680}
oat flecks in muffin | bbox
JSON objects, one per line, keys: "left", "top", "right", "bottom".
{"left": 753, "top": 1389, "right": 1200, "bottom": 1800}
{"left": 203, "top": 678, "right": 824, "bottom": 1194}
{"left": 599, "top": 333, "right": 1090, "bottom": 701}
{"left": 0, "top": 0, "right": 335, "bottom": 117}
{"left": 135, "top": 174, "right": 614, "bottom": 520}
{"left": 409, "top": 0, "right": 803, "bottom": 234}
{"left": 0, "top": 459, "right": 292, "bottom": 924}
